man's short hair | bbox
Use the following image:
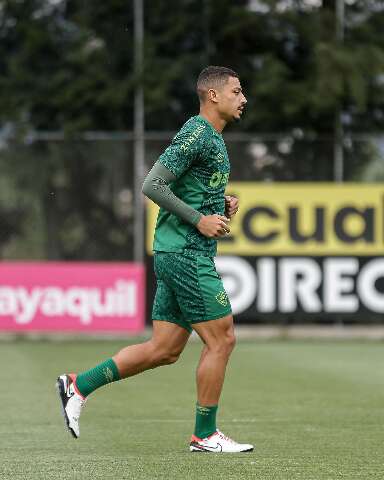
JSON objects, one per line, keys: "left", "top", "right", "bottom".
{"left": 197, "top": 66, "right": 239, "bottom": 102}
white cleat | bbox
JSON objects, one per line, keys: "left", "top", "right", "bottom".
{"left": 190, "top": 429, "right": 254, "bottom": 453}
{"left": 56, "top": 374, "right": 86, "bottom": 438}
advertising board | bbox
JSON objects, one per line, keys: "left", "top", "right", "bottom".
{"left": 0, "top": 263, "right": 145, "bottom": 331}
{"left": 146, "top": 183, "right": 384, "bottom": 320}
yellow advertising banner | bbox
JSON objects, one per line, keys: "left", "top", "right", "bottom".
{"left": 146, "top": 183, "right": 384, "bottom": 256}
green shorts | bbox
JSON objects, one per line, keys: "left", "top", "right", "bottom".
{"left": 152, "top": 252, "right": 232, "bottom": 333}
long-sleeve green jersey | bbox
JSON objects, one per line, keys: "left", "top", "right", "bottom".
{"left": 153, "top": 115, "right": 230, "bottom": 257}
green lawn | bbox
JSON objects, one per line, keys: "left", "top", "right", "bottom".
{"left": 0, "top": 338, "right": 383, "bottom": 479}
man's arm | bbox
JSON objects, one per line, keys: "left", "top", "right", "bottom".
{"left": 142, "top": 161, "right": 230, "bottom": 238}
{"left": 142, "top": 161, "right": 202, "bottom": 226}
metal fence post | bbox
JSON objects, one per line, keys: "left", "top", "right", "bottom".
{"left": 334, "top": 0, "right": 345, "bottom": 183}
{"left": 133, "top": 0, "right": 145, "bottom": 262}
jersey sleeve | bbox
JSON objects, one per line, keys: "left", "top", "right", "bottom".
{"left": 158, "top": 123, "right": 207, "bottom": 178}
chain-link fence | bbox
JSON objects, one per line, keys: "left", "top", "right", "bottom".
{"left": 1, "top": 132, "right": 383, "bottom": 261}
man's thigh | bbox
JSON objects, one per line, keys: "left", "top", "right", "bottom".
{"left": 151, "top": 320, "right": 191, "bottom": 355}
{"left": 152, "top": 276, "right": 193, "bottom": 333}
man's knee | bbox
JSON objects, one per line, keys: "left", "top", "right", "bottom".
{"left": 207, "top": 329, "right": 236, "bottom": 357}
{"left": 157, "top": 349, "right": 181, "bottom": 366}
{"left": 226, "top": 331, "right": 236, "bottom": 353}
{"left": 221, "top": 329, "right": 236, "bottom": 355}
{"left": 150, "top": 343, "right": 182, "bottom": 366}
{"left": 194, "top": 315, "right": 236, "bottom": 357}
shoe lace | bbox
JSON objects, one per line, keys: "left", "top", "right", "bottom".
{"left": 216, "top": 430, "right": 236, "bottom": 444}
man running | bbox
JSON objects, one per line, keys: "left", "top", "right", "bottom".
{"left": 57, "top": 65, "right": 252, "bottom": 453}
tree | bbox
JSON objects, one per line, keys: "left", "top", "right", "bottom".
{"left": 1, "top": 0, "right": 384, "bottom": 259}
{"left": 1, "top": 0, "right": 383, "bottom": 134}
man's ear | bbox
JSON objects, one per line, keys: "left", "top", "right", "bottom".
{"left": 207, "top": 88, "right": 219, "bottom": 103}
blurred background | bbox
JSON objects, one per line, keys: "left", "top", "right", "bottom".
{"left": 1, "top": 0, "right": 384, "bottom": 332}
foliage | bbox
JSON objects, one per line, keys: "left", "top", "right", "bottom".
{"left": 0, "top": 0, "right": 383, "bottom": 133}
{"left": 0, "top": 0, "right": 384, "bottom": 259}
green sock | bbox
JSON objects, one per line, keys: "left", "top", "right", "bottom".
{"left": 75, "top": 358, "right": 120, "bottom": 397}
{"left": 194, "top": 403, "right": 218, "bottom": 439}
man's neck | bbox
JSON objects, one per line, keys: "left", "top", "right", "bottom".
{"left": 198, "top": 108, "right": 227, "bottom": 133}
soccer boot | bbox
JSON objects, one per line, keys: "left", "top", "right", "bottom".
{"left": 56, "top": 374, "right": 86, "bottom": 438}
{"left": 190, "top": 429, "right": 253, "bottom": 453}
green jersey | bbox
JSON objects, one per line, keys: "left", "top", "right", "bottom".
{"left": 153, "top": 115, "right": 230, "bottom": 257}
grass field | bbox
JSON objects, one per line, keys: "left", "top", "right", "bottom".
{"left": 1, "top": 338, "right": 383, "bottom": 479}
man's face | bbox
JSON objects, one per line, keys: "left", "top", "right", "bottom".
{"left": 215, "top": 76, "right": 247, "bottom": 122}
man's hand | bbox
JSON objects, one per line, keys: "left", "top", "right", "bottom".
{"left": 225, "top": 195, "right": 239, "bottom": 219}
{"left": 196, "top": 214, "right": 230, "bottom": 238}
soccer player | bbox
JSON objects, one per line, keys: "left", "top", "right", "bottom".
{"left": 57, "top": 66, "right": 253, "bottom": 453}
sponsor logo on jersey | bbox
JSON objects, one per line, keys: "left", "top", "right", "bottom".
{"left": 212, "top": 138, "right": 226, "bottom": 163}
{"left": 210, "top": 171, "right": 229, "bottom": 188}
{"left": 180, "top": 124, "right": 206, "bottom": 152}
{"left": 216, "top": 152, "right": 225, "bottom": 163}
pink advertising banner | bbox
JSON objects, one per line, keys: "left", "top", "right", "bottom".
{"left": 0, "top": 263, "right": 145, "bottom": 332}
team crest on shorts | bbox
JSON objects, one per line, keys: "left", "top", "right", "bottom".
{"left": 216, "top": 291, "right": 228, "bottom": 307}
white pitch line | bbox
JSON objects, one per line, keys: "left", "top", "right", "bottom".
{"left": 125, "top": 418, "right": 262, "bottom": 423}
